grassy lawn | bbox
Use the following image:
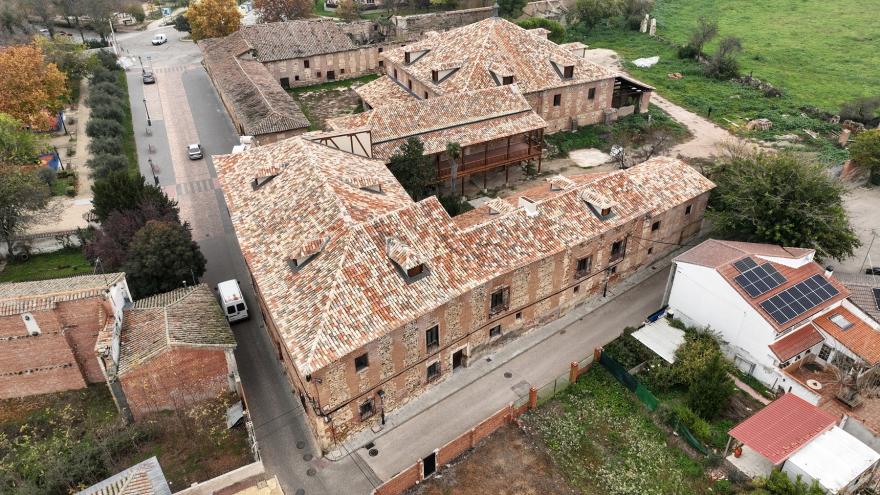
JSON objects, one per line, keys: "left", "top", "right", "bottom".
{"left": 50, "top": 173, "right": 77, "bottom": 197}
{"left": 0, "top": 386, "right": 251, "bottom": 494}
{"left": 289, "top": 74, "right": 378, "bottom": 130}
{"left": 524, "top": 367, "right": 715, "bottom": 495}
{"left": 287, "top": 73, "right": 380, "bottom": 96}
{"left": 651, "top": 0, "right": 878, "bottom": 112}
{"left": 0, "top": 248, "right": 92, "bottom": 283}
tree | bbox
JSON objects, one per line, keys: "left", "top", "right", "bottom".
{"left": 575, "top": 0, "right": 621, "bottom": 30}
{"left": 85, "top": 118, "right": 124, "bottom": 139}
{"left": 123, "top": 220, "right": 206, "bottom": 298}
{"left": 704, "top": 36, "right": 742, "bottom": 80}
{"left": 85, "top": 197, "right": 180, "bottom": 270}
{"left": 497, "top": 0, "right": 528, "bottom": 17}
{"left": 621, "top": 0, "right": 652, "bottom": 29}
{"left": 516, "top": 18, "right": 566, "bottom": 43}
{"left": 82, "top": 0, "right": 120, "bottom": 41}
{"left": 687, "top": 352, "right": 734, "bottom": 418}
{"left": 0, "top": 168, "right": 53, "bottom": 258}
{"left": 850, "top": 129, "right": 880, "bottom": 184}
{"left": 91, "top": 171, "right": 177, "bottom": 221}
{"left": 0, "top": 44, "right": 67, "bottom": 130}
{"left": 88, "top": 136, "right": 123, "bottom": 156}
{"left": 336, "top": 0, "right": 360, "bottom": 21}
{"left": 445, "top": 141, "right": 461, "bottom": 196}
{"left": 173, "top": 14, "right": 191, "bottom": 32}
{"left": 682, "top": 17, "right": 717, "bottom": 59}
{"left": 708, "top": 147, "right": 860, "bottom": 261}
{"left": 0, "top": 113, "right": 45, "bottom": 166}
{"left": 188, "top": 0, "right": 241, "bottom": 41}
{"left": 86, "top": 153, "right": 129, "bottom": 178}
{"left": 21, "top": 0, "right": 57, "bottom": 37}
{"left": 34, "top": 35, "right": 96, "bottom": 84}
{"left": 387, "top": 137, "right": 434, "bottom": 201}
{"left": 254, "top": 0, "right": 313, "bottom": 22}
{"left": 752, "top": 469, "right": 825, "bottom": 495}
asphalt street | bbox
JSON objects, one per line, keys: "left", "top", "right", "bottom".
{"left": 116, "top": 26, "right": 378, "bottom": 495}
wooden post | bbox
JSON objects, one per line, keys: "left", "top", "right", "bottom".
{"left": 723, "top": 435, "right": 733, "bottom": 458}
{"left": 569, "top": 361, "right": 579, "bottom": 383}
{"left": 528, "top": 386, "right": 538, "bottom": 409}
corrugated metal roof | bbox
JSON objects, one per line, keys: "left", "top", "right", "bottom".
{"left": 729, "top": 393, "right": 837, "bottom": 465}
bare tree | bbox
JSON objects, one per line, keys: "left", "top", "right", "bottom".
{"left": 688, "top": 17, "right": 718, "bottom": 57}
{"left": 0, "top": 168, "right": 59, "bottom": 259}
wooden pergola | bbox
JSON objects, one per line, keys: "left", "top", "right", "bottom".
{"left": 433, "top": 128, "right": 544, "bottom": 190}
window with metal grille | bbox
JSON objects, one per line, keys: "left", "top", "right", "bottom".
{"left": 553, "top": 94, "right": 561, "bottom": 106}
{"left": 489, "top": 325, "right": 501, "bottom": 338}
{"left": 359, "top": 399, "right": 374, "bottom": 420}
{"left": 427, "top": 362, "right": 441, "bottom": 381}
{"left": 425, "top": 325, "right": 439, "bottom": 352}
{"left": 575, "top": 256, "right": 592, "bottom": 278}
{"left": 588, "top": 87, "right": 596, "bottom": 100}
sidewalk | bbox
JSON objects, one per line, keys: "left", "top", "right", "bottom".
{"left": 331, "top": 249, "right": 685, "bottom": 482}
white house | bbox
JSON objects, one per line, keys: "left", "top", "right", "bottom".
{"left": 663, "top": 239, "right": 880, "bottom": 403}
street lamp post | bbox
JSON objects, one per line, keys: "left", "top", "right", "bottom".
{"left": 143, "top": 97, "right": 151, "bottom": 127}
{"left": 148, "top": 158, "right": 159, "bottom": 185}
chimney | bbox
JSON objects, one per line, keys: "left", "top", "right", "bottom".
{"left": 518, "top": 197, "right": 538, "bottom": 217}
{"left": 492, "top": 1, "right": 499, "bottom": 17}
{"left": 824, "top": 266, "right": 834, "bottom": 278}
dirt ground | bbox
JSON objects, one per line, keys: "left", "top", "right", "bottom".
{"left": 292, "top": 84, "right": 365, "bottom": 129}
{"left": 838, "top": 185, "right": 880, "bottom": 274}
{"left": 406, "top": 423, "right": 578, "bottom": 495}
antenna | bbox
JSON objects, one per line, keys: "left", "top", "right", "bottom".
{"left": 94, "top": 257, "right": 108, "bottom": 285}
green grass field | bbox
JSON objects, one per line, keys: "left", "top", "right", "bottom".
{"left": 0, "top": 248, "right": 93, "bottom": 283}
{"left": 650, "top": 0, "right": 877, "bottom": 112}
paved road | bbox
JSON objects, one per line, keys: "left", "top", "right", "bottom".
{"left": 116, "top": 27, "right": 377, "bottom": 495}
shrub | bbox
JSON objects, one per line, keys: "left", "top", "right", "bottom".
{"left": 95, "top": 50, "right": 119, "bottom": 71}
{"left": 65, "top": 185, "right": 76, "bottom": 196}
{"left": 89, "top": 136, "right": 124, "bottom": 156}
{"left": 704, "top": 36, "right": 743, "bottom": 80}
{"left": 840, "top": 95, "right": 880, "bottom": 124}
{"left": 621, "top": 0, "right": 653, "bottom": 30}
{"left": 677, "top": 44, "right": 700, "bottom": 60}
{"left": 85, "top": 38, "right": 110, "bottom": 49}
{"left": 438, "top": 194, "right": 473, "bottom": 217}
{"left": 515, "top": 18, "right": 566, "bottom": 43}
{"left": 37, "top": 167, "right": 57, "bottom": 187}
{"left": 86, "top": 91, "right": 123, "bottom": 110}
{"left": 123, "top": 220, "right": 207, "bottom": 298}
{"left": 89, "top": 81, "right": 126, "bottom": 99}
{"left": 173, "top": 14, "right": 191, "bottom": 32}
{"left": 687, "top": 352, "right": 735, "bottom": 419}
{"left": 86, "top": 118, "right": 124, "bottom": 139}
{"left": 90, "top": 103, "right": 126, "bottom": 124}
{"left": 86, "top": 153, "right": 129, "bottom": 178}
{"left": 90, "top": 67, "right": 119, "bottom": 85}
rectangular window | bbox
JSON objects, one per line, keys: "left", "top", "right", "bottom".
{"left": 516, "top": 312, "right": 522, "bottom": 320}
{"left": 573, "top": 284, "right": 580, "bottom": 294}
{"left": 563, "top": 65, "right": 574, "bottom": 79}
{"left": 355, "top": 352, "right": 369, "bottom": 372}
{"left": 648, "top": 247, "right": 654, "bottom": 254}
{"left": 575, "top": 256, "right": 592, "bottom": 278}
{"left": 425, "top": 325, "right": 439, "bottom": 352}
{"left": 818, "top": 344, "right": 832, "bottom": 361}
{"left": 303, "top": 60, "right": 310, "bottom": 69}
{"left": 553, "top": 94, "right": 561, "bottom": 107}
{"left": 408, "top": 79, "right": 412, "bottom": 90}
{"left": 609, "top": 265, "right": 617, "bottom": 274}
{"left": 431, "top": 69, "right": 438, "bottom": 82}
{"left": 610, "top": 239, "right": 626, "bottom": 261}
{"left": 490, "top": 287, "right": 509, "bottom": 314}
{"left": 652, "top": 221, "right": 661, "bottom": 231}
{"left": 427, "top": 362, "right": 441, "bottom": 381}
{"left": 378, "top": 47, "right": 383, "bottom": 52}
{"left": 685, "top": 204, "right": 692, "bottom": 215}
{"left": 316, "top": 71, "right": 322, "bottom": 78}
{"left": 379, "top": 60, "right": 384, "bottom": 68}
{"left": 280, "top": 77, "right": 290, "bottom": 88}
{"left": 489, "top": 325, "right": 502, "bottom": 338}
{"left": 502, "top": 75, "right": 514, "bottom": 85}
{"left": 359, "top": 399, "right": 374, "bottom": 420}
{"left": 423, "top": 91, "right": 428, "bottom": 99}
{"left": 294, "top": 75, "right": 300, "bottom": 81}
{"left": 340, "top": 68, "right": 345, "bottom": 74}
{"left": 393, "top": 69, "right": 398, "bottom": 79}
{"left": 588, "top": 87, "right": 596, "bottom": 100}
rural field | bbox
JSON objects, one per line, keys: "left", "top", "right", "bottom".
{"left": 651, "top": 0, "right": 877, "bottom": 111}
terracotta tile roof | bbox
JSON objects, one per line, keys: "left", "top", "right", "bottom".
{"left": 240, "top": 19, "right": 357, "bottom": 62}
{"left": 0, "top": 273, "right": 125, "bottom": 316}
{"left": 76, "top": 456, "right": 170, "bottom": 495}
{"left": 199, "top": 33, "right": 309, "bottom": 136}
{"left": 674, "top": 239, "right": 815, "bottom": 269}
{"left": 813, "top": 306, "right": 880, "bottom": 365}
{"left": 115, "top": 285, "right": 235, "bottom": 377}
{"left": 835, "top": 272, "right": 880, "bottom": 323}
{"left": 329, "top": 85, "right": 547, "bottom": 159}
{"left": 355, "top": 75, "right": 415, "bottom": 109}
{"left": 383, "top": 17, "right": 615, "bottom": 96}
{"left": 216, "top": 139, "right": 714, "bottom": 375}
{"left": 769, "top": 324, "right": 825, "bottom": 361}
{"left": 729, "top": 393, "right": 837, "bottom": 465}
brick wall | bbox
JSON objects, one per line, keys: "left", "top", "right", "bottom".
{"left": 374, "top": 461, "right": 421, "bottom": 495}
{"left": 119, "top": 346, "right": 231, "bottom": 420}
{"left": 264, "top": 44, "right": 393, "bottom": 88}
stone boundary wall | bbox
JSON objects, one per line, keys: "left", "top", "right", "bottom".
{"left": 390, "top": 6, "right": 494, "bottom": 39}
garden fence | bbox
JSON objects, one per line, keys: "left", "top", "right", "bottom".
{"left": 598, "top": 351, "right": 708, "bottom": 455}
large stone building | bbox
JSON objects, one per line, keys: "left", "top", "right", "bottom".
{"left": 215, "top": 136, "right": 713, "bottom": 451}
{"left": 0, "top": 274, "right": 130, "bottom": 399}
{"left": 356, "top": 16, "right": 653, "bottom": 133}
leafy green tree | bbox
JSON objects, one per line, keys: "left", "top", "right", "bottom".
{"left": 575, "top": 0, "right": 621, "bottom": 30}
{"left": 708, "top": 149, "right": 860, "bottom": 261}
{"left": 497, "top": 0, "right": 528, "bottom": 17}
{"left": 0, "top": 113, "right": 45, "bottom": 165}
{"left": 687, "top": 352, "right": 734, "bottom": 418}
{"left": 89, "top": 103, "right": 125, "bottom": 124}
{"left": 704, "top": 36, "right": 742, "bottom": 79}
{"left": 516, "top": 18, "right": 566, "bottom": 43}
{"left": 123, "top": 220, "right": 207, "bottom": 298}
{"left": 86, "top": 153, "right": 128, "bottom": 178}
{"left": 0, "top": 168, "right": 52, "bottom": 258}
{"left": 387, "top": 137, "right": 434, "bottom": 201}
{"left": 34, "top": 35, "right": 97, "bottom": 83}
{"left": 94, "top": 51, "right": 120, "bottom": 72}
{"left": 91, "top": 171, "right": 176, "bottom": 221}
{"left": 752, "top": 469, "right": 825, "bottom": 495}
{"left": 88, "top": 136, "right": 123, "bottom": 156}
{"left": 85, "top": 197, "right": 180, "bottom": 270}
{"left": 85, "top": 118, "right": 123, "bottom": 139}
{"left": 850, "top": 129, "right": 880, "bottom": 184}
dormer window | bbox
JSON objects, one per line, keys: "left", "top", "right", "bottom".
{"left": 344, "top": 176, "right": 384, "bottom": 194}
{"left": 407, "top": 264, "right": 424, "bottom": 278}
{"left": 386, "top": 237, "right": 428, "bottom": 283}
{"left": 430, "top": 64, "right": 460, "bottom": 84}
{"left": 581, "top": 190, "right": 615, "bottom": 220}
{"left": 252, "top": 164, "right": 286, "bottom": 190}
{"left": 503, "top": 76, "right": 514, "bottom": 85}
{"left": 288, "top": 237, "right": 329, "bottom": 272}
{"left": 563, "top": 65, "right": 574, "bottom": 79}
{"left": 601, "top": 207, "right": 612, "bottom": 216}
{"left": 404, "top": 49, "right": 429, "bottom": 65}
{"left": 431, "top": 70, "right": 438, "bottom": 82}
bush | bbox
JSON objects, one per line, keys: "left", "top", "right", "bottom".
{"left": 840, "top": 95, "right": 880, "bottom": 124}
{"left": 515, "top": 18, "right": 566, "bottom": 43}
{"left": 89, "top": 136, "right": 124, "bottom": 156}
{"left": 95, "top": 50, "right": 119, "bottom": 71}
{"left": 85, "top": 38, "right": 110, "bottom": 49}
{"left": 438, "top": 194, "right": 473, "bottom": 217}
{"left": 37, "top": 167, "right": 58, "bottom": 187}
{"left": 89, "top": 67, "right": 119, "bottom": 85}
{"left": 677, "top": 44, "right": 700, "bottom": 60}
{"left": 86, "top": 153, "right": 129, "bottom": 178}
{"left": 173, "top": 14, "right": 191, "bottom": 32}
{"left": 86, "top": 118, "right": 124, "bottom": 139}
{"left": 65, "top": 185, "right": 76, "bottom": 196}
{"left": 90, "top": 103, "right": 126, "bottom": 124}
{"left": 86, "top": 91, "right": 123, "bottom": 110}
{"left": 89, "top": 81, "right": 126, "bottom": 99}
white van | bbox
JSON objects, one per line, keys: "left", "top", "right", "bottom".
{"left": 151, "top": 34, "right": 167, "bottom": 45}
{"left": 217, "top": 279, "right": 248, "bottom": 323}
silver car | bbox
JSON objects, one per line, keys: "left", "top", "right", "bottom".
{"left": 187, "top": 144, "right": 203, "bottom": 160}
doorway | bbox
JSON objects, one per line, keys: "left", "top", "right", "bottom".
{"left": 423, "top": 452, "right": 436, "bottom": 477}
{"left": 326, "top": 70, "right": 336, "bottom": 80}
{"left": 452, "top": 348, "right": 466, "bottom": 370}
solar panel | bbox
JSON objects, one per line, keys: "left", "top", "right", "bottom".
{"left": 760, "top": 274, "right": 840, "bottom": 325}
{"left": 734, "top": 261, "right": 787, "bottom": 298}
{"left": 734, "top": 257, "right": 758, "bottom": 273}
{"left": 874, "top": 288, "right": 880, "bottom": 311}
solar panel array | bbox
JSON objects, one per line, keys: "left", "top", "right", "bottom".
{"left": 760, "top": 274, "right": 840, "bottom": 325}
{"left": 733, "top": 259, "right": 787, "bottom": 298}
{"left": 874, "top": 287, "right": 880, "bottom": 311}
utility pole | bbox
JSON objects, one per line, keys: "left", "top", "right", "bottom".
{"left": 143, "top": 97, "right": 152, "bottom": 127}
{"left": 108, "top": 19, "right": 117, "bottom": 56}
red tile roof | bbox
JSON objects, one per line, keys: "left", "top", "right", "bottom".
{"left": 729, "top": 393, "right": 837, "bottom": 465}
{"left": 769, "top": 325, "right": 825, "bottom": 361}
{"left": 813, "top": 306, "right": 880, "bottom": 365}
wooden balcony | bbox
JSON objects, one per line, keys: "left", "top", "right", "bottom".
{"left": 434, "top": 129, "right": 543, "bottom": 182}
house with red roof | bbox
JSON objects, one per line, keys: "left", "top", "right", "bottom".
{"left": 664, "top": 239, "right": 880, "bottom": 405}
{"left": 727, "top": 393, "right": 879, "bottom": 493}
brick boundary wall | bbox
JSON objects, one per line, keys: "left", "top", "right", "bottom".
{"left": 372, "top": 355, "right": 598, "bottom": 495}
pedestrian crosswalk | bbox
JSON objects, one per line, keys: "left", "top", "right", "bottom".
{"left": 175, "top": 178, "right": 217, "bottom": 196}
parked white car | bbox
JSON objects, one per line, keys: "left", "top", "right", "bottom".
{"left": 151, "top": 34, "right": 167, "bottom": 45}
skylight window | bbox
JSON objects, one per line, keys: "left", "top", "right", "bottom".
{"left": 830, "top": 313, "right": 854, "bottom": 330}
